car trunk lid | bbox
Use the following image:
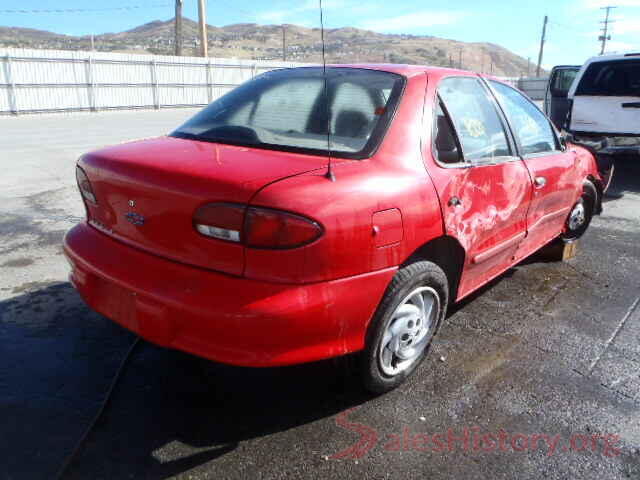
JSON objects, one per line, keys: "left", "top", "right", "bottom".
{"left": 79, "top": 136, "right": 327, "bottom": 275}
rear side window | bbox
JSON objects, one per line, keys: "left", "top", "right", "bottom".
{"left": 490, "top": 81, "right": 557, "bottom": 155}
{"left": 575, "top": 60, "right": 640, "bottom": 97}
{"left": 438, "top": 77, "right": 511, "bottom": 162}
{"left": 433, "top": 100, "right": 462, "bottom": 164}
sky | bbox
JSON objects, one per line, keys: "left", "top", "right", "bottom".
{"left": 1, "top": 0, "right": 639, "bottom": 69}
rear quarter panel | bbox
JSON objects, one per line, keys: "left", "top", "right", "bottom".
{"left": 244, "top": 72, "right": 445, "bottom": 284}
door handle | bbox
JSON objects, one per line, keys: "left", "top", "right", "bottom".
{"left": 448, "top": 196, "right": 462, "bottom": 207}
{"left": 534, "top": 176, "right": 547, "bottom": 188}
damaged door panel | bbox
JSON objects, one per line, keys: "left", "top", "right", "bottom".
{"left": 426, "top": 76, "right": 531, "bottom": 299}
{"left": 488, "top": 80, "right": 578, "bottom": 255}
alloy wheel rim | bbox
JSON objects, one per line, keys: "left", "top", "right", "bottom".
{"left": 378, "top": 286, "right": 440, "bottom": 376}
{"left": 568, "top": 202, "right": 586, "bottom": 231}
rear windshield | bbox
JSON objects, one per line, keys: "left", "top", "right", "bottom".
{"left": 171, "top": 67, "right": 405, "bottom": 159}
{"left": 575, "top": 60, "right": 640, "bottom": 97}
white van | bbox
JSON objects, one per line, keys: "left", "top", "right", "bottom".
{"left": 566, "top": 53, "right": 640, "bottom": 155}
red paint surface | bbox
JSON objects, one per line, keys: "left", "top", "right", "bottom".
{"left": 372, "top": 209, "right": 403, "bottom": 247}
{"left": 65, "top": 65, "right": 602, "bottom": 366}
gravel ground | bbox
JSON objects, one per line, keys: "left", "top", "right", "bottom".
{"left": 0, "top": 110, "right": 639, "bottom": 480}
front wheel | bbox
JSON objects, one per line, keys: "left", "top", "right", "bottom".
{"left": 562, "top": 181, "right": 597, "bottom": 242}
{"left": 361, "top": 261, "right": 448, "bottom": 394}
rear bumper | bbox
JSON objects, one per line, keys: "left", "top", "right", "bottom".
{"left": 63, "top": 222, "right": 396, "bottom": 367}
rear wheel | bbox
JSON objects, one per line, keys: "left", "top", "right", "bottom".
{"left": 562, "top": 181, "right": 597, "bottom": 241}
{"left": 361, "top": 261, "right": 448, "bottom": 394}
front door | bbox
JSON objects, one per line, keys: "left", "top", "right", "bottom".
{"left": 426, "top": 76, "right": 533, "bottom": 300}
{"left": 489, "top": 80, "right": 579, "bottom": 255}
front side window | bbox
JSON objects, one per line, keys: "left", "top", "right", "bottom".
{"left": 490, "top": 80, "right": 557, "bottom": 155}
{"left": 438, "top": 77, "right": 511, "bottom": 162}
{"left": 171, "top": 67, "right": 404, "bottom": 159}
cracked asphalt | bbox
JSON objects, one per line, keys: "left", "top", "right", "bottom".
{"left": 1, "top": 110, "right": 639, "bottom": 479}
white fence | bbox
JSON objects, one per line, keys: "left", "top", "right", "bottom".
{"left": 0, "top": 48, "right": 303, "bottom": 115}
{"left": 0, "top": 48, "right": 549, "bottom": 114}
{"left": 517, "top": 77, "right": 549, "bottom": 101}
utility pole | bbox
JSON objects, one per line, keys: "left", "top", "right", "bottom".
{"left": 599, "top": 6, "right": 617, "bottom": 55}
{"left": 449, "top": 53, "right": 453, "bottom": 67}
{"left": 282, "top": 25, "right": 286, "bottom": 61}
{"left": 458, "top": 49, "right": 463, "bottom": 69}
{"left": 536, "top": 15, "right": 548, "bottom": 77}
{"left": 198, "top": 0, "right": 208, "bottom": 57}
{"left": 90, "top": 34, "right": 94, "bottom": 51}
{"left": 174, "top": 0, "right": 183, "bottom": 56}
{"left": 527, "top": 57, "right": 531, "bottom": 76}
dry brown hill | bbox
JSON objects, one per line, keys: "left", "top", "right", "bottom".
{"left": 0, "top": 18, "right": 539, "bottom": 77}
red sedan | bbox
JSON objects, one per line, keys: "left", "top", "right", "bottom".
{"left": 65, "top": 65, "right": 604, "bottom": 393}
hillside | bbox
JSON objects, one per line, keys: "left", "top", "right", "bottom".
{"left": 0, "top": 18, "right": 538, "bottom": 77}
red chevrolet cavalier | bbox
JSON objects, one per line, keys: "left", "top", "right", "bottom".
{"left": 65, "top": 65, "right": 604, "bottom": 392}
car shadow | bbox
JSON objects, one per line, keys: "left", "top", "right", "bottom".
{"left": 66, "top": 341, "right": 371, "bottom": 479}
{"left": 603, "top": 157, "right": 640, "bottom": 202}
{"left": 0, "top": 282, "right": 373, "bottom": 479}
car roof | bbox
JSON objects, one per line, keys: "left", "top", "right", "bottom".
{"left": 279, "top": 64, "right": 516, "bottom": 90}
{"left": 323, "top": 63, "right": 479, "bottom": 79}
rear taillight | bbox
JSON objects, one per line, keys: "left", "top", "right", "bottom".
{"left": 76, "top": 166, "right": 97, "bottom": 204}
{"left": 193, "top": 203, "right": 323, "bottom": 249}
{"left": 193, "top": 203, "right": 244, "bottom": 242}
{"left": 245, "top": 207, "right": 323, "bottom": 249}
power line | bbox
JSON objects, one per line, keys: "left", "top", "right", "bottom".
{"left": 547, "top": 19, "right": 587, "bottom": 34}
{"left": 599, "top": 6, "right": 617, "bottom": 55}
{"left": 213, "top": 0, "right": 254, "bottom": 18}
{"left": 0, "top": 4, "right": 170, "bottom": 15}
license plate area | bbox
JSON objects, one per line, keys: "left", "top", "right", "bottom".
{"left": 94, "top": 276, "right": 138, "bottom": 331}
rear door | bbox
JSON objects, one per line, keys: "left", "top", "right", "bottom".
{"left": 545, "top": 66, "right": 580, "bottom": 129}
{"left": 489, "top": 80, "right": 578, "bottom": 255}
{"left": 426, "top": 76, "right": 533, "bottom": 300}
{"left": 569, "top": 58, "right": 640, "bottom": 135}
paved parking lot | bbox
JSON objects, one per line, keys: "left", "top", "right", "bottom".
{"left": 1, "top": 110, "right": 639, "bottom": 479}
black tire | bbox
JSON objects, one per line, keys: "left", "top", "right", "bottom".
{"left": 360, "top": 261, "right": 448, "bottom": 394}
{"left": 562, "top": 181, "right": 597, "bottom": 242}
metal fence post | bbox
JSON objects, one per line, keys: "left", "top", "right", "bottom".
{"left": 206, "top": 60, "right": 212, "bottom": 103}
{"left": 86, "top": 57, "right": 97, "bottom": 111}
{"left": 151, "top": 59, "right": 159, "bottom": 109}
{"left": 4, "top": 54, "right": 18, "bottom": 115}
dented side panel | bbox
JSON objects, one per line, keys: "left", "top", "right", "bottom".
{"left": 421, "top": 73, "right": 533, "bottom": 300}
{"left": 426, "top": 161, "right": 532, "bottom": 300}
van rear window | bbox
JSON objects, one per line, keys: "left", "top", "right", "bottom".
{"left": 575, "top": 60, "right": 640, "bottom": 97}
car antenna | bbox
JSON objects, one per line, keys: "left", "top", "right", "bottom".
{"left": 319, "top": 0, "right": 335, "bottom": 181}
